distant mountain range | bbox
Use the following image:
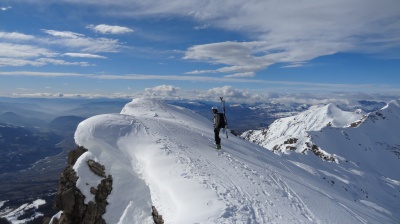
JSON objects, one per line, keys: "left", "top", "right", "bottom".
{"left": 48, "top": 116, "right": 86, "bottom": 132}
{"left": 0, "top": 112, "right": 48, "bottom": 129}
{"left": 167, "top": 99, "right": 388, "bottom": 133}
{"left": 0, "top": 97, "right": 389, "bottom": 134}
{"left": 63, "top": 100, "right": 131, "bottom": 118}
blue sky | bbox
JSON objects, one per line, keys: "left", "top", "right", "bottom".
{"left": 1, "top": 0, "right": 400, "bottom": 103}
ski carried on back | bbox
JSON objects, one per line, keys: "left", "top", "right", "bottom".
{"left": 220, "top": 97, "right": 228, "bottom": 138}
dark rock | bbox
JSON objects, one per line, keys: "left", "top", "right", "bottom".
{"left": 52, "top": 146, "right": 163, "bottom": 224}
{"left": 52, "top": 146, "right": 112, "bottom": 224}
{"left": 285, "top": 146, "right": 297, "bottom": 151}
{"left": 90, "top": 187, "right": 97, "bottom": 195}
{"left": 43, "top": 217, "right": 51, "bottom": 224}
{"left": 95, "top": 175, "right": 113, "bottom": 202}
{"left": 152, "top": 206, "right": 164, "bottom": 224}
{"left": 87, "top": 160, "right": 106, "bottom": 178}
{"left": 284, "top": 138, "right": 298, "bottom": 144}
{"left": 303, "top": 142, "right": 337, "bottom": 161}
{"left": 68, "top": 146, "right": 88, "bottom": 166}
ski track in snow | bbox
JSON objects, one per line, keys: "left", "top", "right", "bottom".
{"left": 141, "top": 114, "right": 318, "bottom": 223}
{"left": 278, "top": 162, "right": 368, "bottom": 224}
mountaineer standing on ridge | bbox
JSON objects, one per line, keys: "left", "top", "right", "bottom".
{"left": 212, "top": 106, "right": 223, "bottom": 149}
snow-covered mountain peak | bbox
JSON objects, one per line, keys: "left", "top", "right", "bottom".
{"left": 54, "top": 98, "right": 400, "bottom": 223}
{"left": 386, "top": 99, "right": 400, "bottom": 107}
{"left": 241, "top": 100, "right": 400, "bottom": 220}
{"left": 297, "top": 103, "right": 362, "bottom": 130}
{"left": 241, "top": 103, "right": 364, "bottom": 159}
{"left": 381, "top": 99, "right": 400, "bottom": 113}
{"left": 121, "top": 98, "right": 173, "bottom": 118}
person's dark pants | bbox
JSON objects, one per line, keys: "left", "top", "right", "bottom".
{"left": 214, "top": 128, "right": 221, "bottom": 145}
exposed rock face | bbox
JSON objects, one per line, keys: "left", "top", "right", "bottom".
{"left": 50, "top": 146, "right": 112, "bottom": 224}
{"left": 87, "top": 159, "right": 106, "bottom": 178}
{"left": 151, "top": 206, "right": 164, "bottom": 224}
{"left": 67, "top": 146, "right": 87, "bottom": 166}
{"left": 47, "top": 145, "right": 164, "bottom": 224}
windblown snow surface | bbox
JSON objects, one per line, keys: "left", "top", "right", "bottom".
{"left": 69, "top": 98, "right": 399, "bottom": 224}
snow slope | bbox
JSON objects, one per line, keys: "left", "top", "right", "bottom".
{"left": 241, "top": 101, "right": 400, "bottom": 223}
{"left": 241, "top": 103, "right": 364, "bottom": 158}
{"left": 70, "top": 98, "right": 399, "bottom": 223}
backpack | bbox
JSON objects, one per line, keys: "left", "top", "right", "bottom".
{"left": 218, "top": 113, "right": 226, "bottom": 128}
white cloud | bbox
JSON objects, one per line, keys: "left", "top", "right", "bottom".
{"left": 11, "top": 92, "right": 65, "bottom": 98}
{"left": 0, "top": 71, "right": 90, "bottom": 77}
{"left": 201, "top": 86, "right": 400, "bottom": 104}
{"left": 0, "top": 58, "right": 92, "bottom": 67}
{"left": 258, "top": 92, "right": 400, "bottom": 106}
{"left": 185, "top": 70, "right": 215, "bottom": 75}
{"left": 96, "top": 74, "right": 263, "bottom": 83}
{"left": 145, "top": 85, "right": 180, "bottom": 96}
{"left": 1, "top": 6, "right": 11, "bottom": 11}
{"left": 194, "top": 24, "right": 210, "bottom": 30}
{"left": 0, "top": 71, "right": 264, "bottom": 83}
{"left": 0, "top": 43, "right": 96, "bottom": 67}
{"left": 0, "top": 30, "right": 114, "bottom": 67}
{"left": 0, "top": 43, "right": 56, "bottom": 58}
{"left": 206, "top": 86, "right": 251, "bottom": 99}
{"left": 64, "top": 53, "right": 107, "bottom": 59}
{"left": 0, "top": 32, "right": 34, "bottom": 41}
{"left": 1, "top": 71, "right": 398, "bottom": 98}
{"left": 87, "top": 24, "right": 134, "bottom": 34}
{"left": 0, "top": 58, "right": 42, "bottom": 67}
{"left": 184, "top": 41, "right": 272, "bottom": 75}
{"left": 8, "top": 89, "right": 399, "bottom": 104}
{"left": 10, "top": 92, "right": 138, "bottom": 99}
{"left": 43, "top": 30, "right": 84, "bottom": 39}
{"left": 36, "top": 58, "right": 93, "bottom": 66}
{"left": 42, "top": 29, "right": 120, "bottom": 52}
{"left": 224, "top": 72, "right": 255, "bottom": 78}
{"left": 41, "top": 30, "right": 121, "bottom": 53}
{"left": 281, "top": 62, "right": 308, "bottom": 68}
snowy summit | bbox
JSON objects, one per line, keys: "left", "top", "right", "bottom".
{"left": 53, "top": 98, "right": 400, "bottom": 223}
{"left": 241, "top": 103, "right": 364, "bottom": 159}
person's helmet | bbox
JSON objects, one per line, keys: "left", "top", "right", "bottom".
{"left": 211, "top": 106, "right": 218, "bottom": 110}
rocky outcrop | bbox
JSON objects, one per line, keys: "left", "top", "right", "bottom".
{"left": 151, "top": 206, "right": 164, "bottom": 224}
{"left": 49, "top": 146, "right": 112, "bottom": 224}
{"left": 304, "top": 142, "right": 336, "bottom": 162}
{"left": 46, "top": 145, "right": 164, "bottom": 224}
{"left": 87, "top": 159, "right": 106, "bottom": 178}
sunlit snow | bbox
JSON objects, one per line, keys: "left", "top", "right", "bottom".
{"left": 69, "top": 98, "right": 400, "bottom": 224}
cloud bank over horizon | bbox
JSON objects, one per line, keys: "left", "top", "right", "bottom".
{"left": 7, "top": 84, "right": 400, "bottom": 107}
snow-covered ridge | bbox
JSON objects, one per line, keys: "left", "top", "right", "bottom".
{"left": 241, "top": 103, "right": 363, "bottom": 160}
{"left": 241, "top": 101, "right": 400, "bottom": 160}
{"left": 66, "top": 98, "right": 399, "bottom": 223}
